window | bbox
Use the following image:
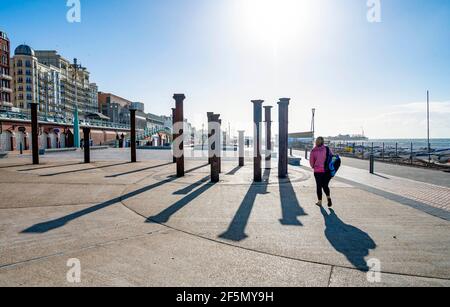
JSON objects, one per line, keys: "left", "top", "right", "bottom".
{"left": 18, "top": 86, "right": 23, "bottom": 92}
{"left": 17, "top": 60, "right": 23, "bottom": 67}
{"left": 18, "top": 93, "right": 24, "bottom": 100}
{"left": 18, "top": 69, "right": 23, "bottom": 75}
{"left": 26, "top": 94, "right": 32, "bottom": 101}
{"left": 26, "top": 78, "right": 32, "bottom": 84}
{"left": 18, "top": 77, "right": 23, "bottom": 84}
{"left": 26, "top": 70, "right": 31, "bottom": 76}
{"left": 26, "top": 85, "right": 32, "bottom": 92}
{"left": 25, "top": 60, "right": 31, "bottom": 68}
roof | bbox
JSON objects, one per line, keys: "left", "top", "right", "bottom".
{"left": 15, "top": 45, "right": 35, "bottom": 56}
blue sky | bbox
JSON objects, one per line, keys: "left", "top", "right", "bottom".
{"left": 2, "top": 0, "right": 449, "bottom": 138}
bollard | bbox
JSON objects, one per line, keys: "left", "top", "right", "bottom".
{"left": 370, "top": 153, "right": 375, "bottom": 174}
{"left": 290, "top": 147, "right": 293, "bottom": 157}
{"left": 20, "top": 143, "right": 23, "bottom": 155}
{"left": 238, "top": 131, "right": 245, "bottom": 167}
{"left": 83, "top": 127, "right": 91, "bottom": 163}
{"left": 174, "top": 94, "right": 185, "bottom": 177}
{"left": 30, "top": 102, "right": 39, "bottom": 165}
{"left": 278, "top": 98, "right": 290, "bottom": 178}
{"left": 130, "top": 108, "right": 137, "bottom": 163}
{"left": 305, "top": 146, "right": 308, "bottom": 160}
{"left": 252, "top": 100, "right": 264, "bottom": 182}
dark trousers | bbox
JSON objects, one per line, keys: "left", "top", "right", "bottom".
{"left": 314, "top": 172, "right": 332, "bottom": 200}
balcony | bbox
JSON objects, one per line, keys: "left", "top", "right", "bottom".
{"left": 0, "top": 87, "right": 13, "bottom": 93}
{"left": 0, "top": 74, "right": 12, "bottom": 81}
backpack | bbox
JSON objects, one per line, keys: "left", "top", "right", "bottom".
{"left": 325, "top": 146, "right": 341, "bottom": 178}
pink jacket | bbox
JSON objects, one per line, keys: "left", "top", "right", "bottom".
{"left": 310, "top": 145, "right": 332, "bottom": 173}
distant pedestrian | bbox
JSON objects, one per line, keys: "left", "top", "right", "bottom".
{"left": 310, "top": 137, "right": 333, "bottom": 208}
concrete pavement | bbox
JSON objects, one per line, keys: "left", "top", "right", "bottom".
{"left": 0, "top": 148, "right": 449, "bottom": 287}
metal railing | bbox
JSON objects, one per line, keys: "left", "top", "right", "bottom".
{"left": 0, "top": 110, "right": 131, "bottom": 130}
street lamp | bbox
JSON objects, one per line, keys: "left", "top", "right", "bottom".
{"left": 311, "top": 108, "right": 316, "bottom": 144}
{"left": 71, "top": 58, "right": 83, "bottom": 148}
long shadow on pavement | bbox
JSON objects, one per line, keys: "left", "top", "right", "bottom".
{"left": 21, "top": 164, "right": 210, "bottom": 234}
{"left": 279, "top": 178, "right": 307, "bottom": 226}
{"left": 18, "top": 162, "right": 84, "bottom": 172}
{"left": 173, "top": 175, "right": 210, "bottom": 195}
{"left": 106, "top": 162, "right": 174, "bottom": 178}
{"left": 147, "top": 176, "right": 215, "bottom": 224}
{"left": 219, "top": 169, "right": 271, "bottom": 242}
{"left": 320, "top": 207, "right": 377, "bottom": 272}
{"left": 226, "top": 165, "right": 243, "bottom": 176}
{"left": 39, "top": 162, "right": 132, "bottom": 177}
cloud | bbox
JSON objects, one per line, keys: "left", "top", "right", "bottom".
{"left": 362, "top": 101, "right": 450, "bottom": 138}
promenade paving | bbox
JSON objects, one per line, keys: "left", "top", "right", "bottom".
{"left": 0, "top": 148, "right": 449, "bottom": 287}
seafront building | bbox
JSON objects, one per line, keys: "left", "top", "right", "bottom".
{"left": 0, "top": 30, "right": 196, "bottom": 152}
{"left": 10, "top": 46, "right": 97, "bottom": 120}
{"left": 0, "top": 30, "right": 13, "bottom": 110}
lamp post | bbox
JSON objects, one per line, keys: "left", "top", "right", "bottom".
{"left": 72, "top": 58, "right": 82, "bottom": 148}
{"left": 311, "top": 108, "right": 316, "bottom": 145}
{"left": 427, "top": 90, "right": 431, "bottom": 164}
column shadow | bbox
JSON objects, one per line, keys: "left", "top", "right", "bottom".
{"left": 39, "top": 162, "right": 132, "bottom": 177}
{"left": 18, "top": 162, "right": 83, "bottom": 172}
{"left": 147, "top": 177, "right": 216, "bottom": 224}
{"left": 173, "top": 176, "right": 210, "bottom": 195}
{"left": 320, "top": 207, "right": 377, "bottom": 272}
{"left": 219, "top": 169, "right": 271, "bottom": 242}
{"left": 279, "top": 178, "right": 307, "bottom": 226}
{"left": 21, "top": 164, "right": 209, "bottom": 234}
{"left": 106, "top": 162, "right": 174, "bottom": 178}
{"left": 226, "top": 165, "right": 243, "bottom": 176}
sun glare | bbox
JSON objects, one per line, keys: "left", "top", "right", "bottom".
{"left": 239, "top": 0, "right": 318, "bottom": 46}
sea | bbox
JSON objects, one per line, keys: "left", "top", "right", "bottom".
{"left": 332, "top": 139, "right": 450, "bottom": 151}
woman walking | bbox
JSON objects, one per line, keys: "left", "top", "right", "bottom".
{"left": 310, "top": 137, "right": 333, "bottom": 207}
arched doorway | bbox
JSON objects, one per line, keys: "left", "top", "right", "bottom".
{"left": 0, "top": 131, "right": 12, "bottom": 151}
{"left": 15, "top": 131, "right": 25, "bottom": 151}
{"left": 60, "top": 133, "right": 66, "bottom": 148}
{"left": 66, "top": 130, "right": 74, "bottom": 148}
{"left": 49, "top": 132, "right": 57, "bottom": 149}
{"left": 40, "top": 132, "right": 48, "bottom": 150}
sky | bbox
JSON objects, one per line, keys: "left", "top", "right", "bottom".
{"left": 1, "top": 0, "right": 450, "bottom": 138}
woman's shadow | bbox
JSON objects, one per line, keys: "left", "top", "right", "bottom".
{"left": 321, "top": 207, "right": 377, "bottom": 272}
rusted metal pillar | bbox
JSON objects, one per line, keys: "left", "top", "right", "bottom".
{"left": 252, "top": 100, "right": 264, "bottom": 182}
{"left": 218, "top": 119, "right": 222, "bottom": 173}
{"left": 172, "top": 108, "right": 176, "bottom": 163}
{"left": 207, "top": 112, "right": 214, "bottom": 164}
{"left": 30, "top": 102, "right": 39, "bottom": 165}
{"left": 278, "top": 98, "right": 290, "bottom": 178}
{"left": 238, "top": 130, "right": 245, "bottom": 167}
{"left": 83, "top": 127, "right": 91, "bottom": 164}
{"left": 264, "top": 106, "right": 273, "bottom": 162}
{"left": 210, "top": 114, "right": 221, "bottom": 183}
{"left": 174, "top": 94, "right": 185, "bottom": 177}
{"left": 130, "top": 108, "right": 137, "bottom": 163}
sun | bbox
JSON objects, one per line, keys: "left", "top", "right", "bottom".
{"left": 239, "top": 0, "right": 318, "bottom": 46}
